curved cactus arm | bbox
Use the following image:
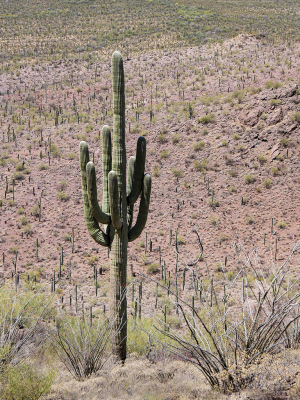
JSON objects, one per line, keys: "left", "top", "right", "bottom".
{"left": 127, "top": 136, "right": 146, "bottom": 206}
{"left": 128, "top": 173, "right": 151, "bottom": 242}
{"left": 80, "top": 141, "right": 110, "bottom": 247}
{"left": 102, "top": 125, "right": 112, "bottom": 214}
{"left": 86, "top": 162, "right": 111, "bottom": 225}
{"left": 108, "top": 171, "right": 123, "bottom": 230}
{"left": 126, "top": 156, "right": 135, "bottom": 229}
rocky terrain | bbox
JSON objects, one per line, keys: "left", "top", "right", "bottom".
{"left": 1, "top": 33, "right": 300, "bottom": 399}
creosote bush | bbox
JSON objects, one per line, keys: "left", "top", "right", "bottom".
{"left": 160, "top": 150, "right": 170, "bottom": 159}
{"left": 198, "top": 113, "right": 216, "bottom": 124}
{"left": 0, "top": 363, "right": 54, "bottom": 400}
{"left": 57, "top": 191, "right": 69, "bottom": 202}
{"left": 244, "top": 174, "right": 256, "bottom": 184}
{"left": 193, "top": 141, "right": 205, "bottom": 151}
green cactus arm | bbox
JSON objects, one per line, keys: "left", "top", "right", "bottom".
{"left": 128, "top": 173, "right": 151, "bottom": 242}
{"left": 80, "top": 141, "right": 110, "bottom": 247}
{"left": 127, "top": 136, "right": 146, "bottom": 207}
{"left": 102, "top": 125, "right": 112, "bottom": 214}
{"left": 108, "top": 170, "right": 122, "bottom": 230}
{"left": 86, "top": 161, "right": 111, "bottom": 225}
{"left": 126, "top": 156, "right": 135, "bottom": 229}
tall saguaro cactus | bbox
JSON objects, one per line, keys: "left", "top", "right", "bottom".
{"left": 79, "top": 51, "right": 151, "bottom": 361}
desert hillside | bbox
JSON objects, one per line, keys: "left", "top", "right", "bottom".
{"left": 1, "top": 0, "right": 300, "bottom": 398}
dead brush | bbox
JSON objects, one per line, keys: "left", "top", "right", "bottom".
{"left": 47, "top": 290, "right": 127, "bottom": 381}
{"left": 0, "top": 282, "right": 51, "bottom": 372}
{"left": 142, "top": 232, "right": 300, "bottom": 393}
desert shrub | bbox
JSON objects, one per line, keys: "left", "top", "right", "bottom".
{"left": 57, "top": 179, "right": 67, "bottom": 191}
{"left": 264, "top": 178, "right": 272, "bottom": 188}
{"left": 37, "top": 163, "right": 49, "bottom": 171}
{"left": 171, "top": 169, "right": 183, "bottom": 178}
{"left": 157, "top": 133, "right": 167, "bottom": 143}
{"left": 265, "top": 81, "right": 282, "bottom": 89}
{"left": 0, "top": 363, "right": 54, "bottom": 400}
{"left": 0, "top": 158, "right": 7, "bottom": 167}
{"left": 220, "top": 233, "right": 229, "bottom": 242}
{"left": 62, "top": 233, "right": 71, "bottom": 242}
{"left": 32, "top": 204, "right": 40, "bottom": 217}
{"left": 13, "top": 172, "right": 24, "bottom": 181}
{"left": 270, "top": 98, "right": 281, "bottom": 106}
{"left": 208, "top": 198, "right": 219, "bottom": 208}
{"left": 152, "top": 165, "right": 159, "bottom": 177}
{"left": 50, "top": 143, "right": 61, "bottom": 158}
{"left": 210, "top": 215, "right": 219, "bottom": 225}
{"left": 22, "top": 224, "right": 33, "bottom": 236}
{"left": 66, "top": 152, "right": 78, "bottom": 160}
{"left": 85, "top": 124, "right": 93, "bottom": 133}
{"left": 198, "top": 113, "right": 216, "bottom": 124}
{"left": 15, "top": 163, "right": 25, "bottom": 172}
{"left": 277, "top": 220, "right": 287, "bottom": 229}
{"left": 193, "top": 141, "right": 205, "bottom": 151}
{"left": 48, "top": 311, "right": 118, "bottom": 381}
{"left": 177, "top": 235, "right": 186, "bottom": 245}
{"left": 271, "top": 166, "right": 280, "bottom": 176}
{"left": 20, "top": 215, "right": 28, "bottom": 225}
{"left": 153, "top": 232, "right": 300, "bottom": 393}
{"left": 57, "top": 191, "right": 69, "bottom": 201}
{"left": 171, "top": 134, "right": 180, "bottom": 144}
{"left": 244, "top": 174, "right": 256, "bottom": 184}
{"left": 160, "top": 150, "right": 169, "bottom": 159}
{"left": 279, "top": 137, "right": 289, "bottom": 147}
{"left": 292, "top": 112, "right": 300, "bottom": 122}
{"left": 228, "top": 170, "right": 238, "bottom": 177}
{"left": 147, "top": 263, "right": 160, "bottom": 274}
{"left": 193, "top": 158, "right": 207, "bottom": 172}
{"left": 257, "top": 153, "right": 267, "bottom": 164}
{"left": 8, "top": 246, "right": 18, "bottom": 255}
{"left": 246, "top": 216, "right": 255, "bottom": 224}
{"left": 0, "top": 284, "right": 51, "bottom": 373}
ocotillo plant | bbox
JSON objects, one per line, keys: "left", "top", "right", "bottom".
{"left": 79, "top": 51, "right": 151, "bottom": 361}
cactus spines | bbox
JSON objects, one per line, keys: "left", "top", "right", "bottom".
{"left": 79, "top": 51, "right": 151, "bottom": 361}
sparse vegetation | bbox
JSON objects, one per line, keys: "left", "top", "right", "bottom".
{"left": 198, "top": 113, "right": 216, "bottom": 124}
{"left": 244, "top": 174, "right": 256, "bottom": 184}
{"left": 264, "top": 178, "right": 272, "bottom": 188}
{"left": 160, "top": 150, "right": 169, "bottom": 159}
{"left": 57, "top": 191, "right": 69, "bottom": 202}
{"left": 277, "top": 220, "right": 287, "bottom": 229}
{"left": 193, "top": 159, "right": 207, "bottom": 172}
{"left": 193, "top": 141, "right": 205, "bottom": 151}
{"left": 0, "top": 2, "right": 300, "bottom": 398}
{"left": 171, "top": 169, "right": 183, "bottom": 178}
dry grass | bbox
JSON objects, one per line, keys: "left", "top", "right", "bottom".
{"left": 43, "top": 350, "right": 300, "bottom": 400}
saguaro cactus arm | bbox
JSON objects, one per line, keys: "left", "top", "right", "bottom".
{"left": 80, "top": 141, "right": 110, "bottom": 247}
{"left": 128, "top": 173, "right": 151, "bottom": 242}
{"left": 127, "top": 136, "right": 146, "bottom": 206}
{"left": 102, "top": 125, "right": 112, "bottom": 215}
{"left": 108, "top": 171, "right": 123, "bottom": 230}
{"left": 86, "top": 162, "right": 111, "bottom": 225}
{"left": 126, "top": 156, "right": 135, "bottom": 229}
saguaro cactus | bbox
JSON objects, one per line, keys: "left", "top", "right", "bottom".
{"left": 79, "top": 51, "right": 151, "bottom": 361}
